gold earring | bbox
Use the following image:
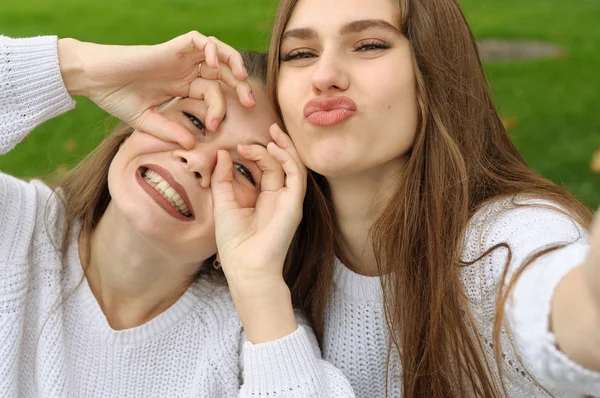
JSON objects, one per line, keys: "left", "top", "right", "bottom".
{"left": 212, "top": 256, "right": 221, "bottom": 270}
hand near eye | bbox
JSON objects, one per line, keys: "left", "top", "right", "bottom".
{"left": 210, "top": 124, "right": 307, "bottom": 342}
{"left": 211, "top": 123, "right": 306, "bottom": 283}
{"left": 57, "top": 32, "right": 254, "bottom": 149}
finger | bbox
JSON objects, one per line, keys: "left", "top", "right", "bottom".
{"left": 234, "top": 81, "right": 255, "bottom": 109}
{"left": 183, "top": 32, "right": 247, "bottom": 80}
{"left": 266, "top": 142, "right": 307, "bottom": 198}
{"left": 211, "top": 150, "right": 241, "bottom": 214}
{"left": 171, "top": 31, "right": 248, "bottom": 80}
{"left": 204, "top": 38, "right": 220, "bottom": 68}
{"left": 238, "top": 144, "right": 284, "bottom": 192}
{"left": 200, "top": 62, "right": 254, "bottom": 108}
{"left": 269, "top": 124, "right": 307, "bottom": 176}
{"left": 206, "top": 36, "right": 248, "bottom": 81}
{"left": 170, "top": 32, "right": 219, "bottom": 70}
{"left": 136, "top": 110, "right": 195, "bottom": 150}
{"left": 198, "top": 62, "right": 219, "bottom": 80}
{"left": 187, "top": 78, "right": 226, "bottom": 132}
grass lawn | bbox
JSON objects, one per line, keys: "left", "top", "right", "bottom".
{"left": 1, "top": 0, "right": 599, "bottom": 208}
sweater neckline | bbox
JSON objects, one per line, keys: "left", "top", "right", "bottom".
{"left": 64, "top": 222, "right": 203, "bottom": 345}
{"left": 333, "top": 257, "right": 383, "bottom": 303}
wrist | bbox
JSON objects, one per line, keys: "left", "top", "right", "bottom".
{"left": 57, "top": 38, "right": 87, "bottom": 96}
{"left": 228, "top": 276, "right": 289, "bottom": 304}
{"left": 230, "top": 279, "right": 298, "bottom": 344}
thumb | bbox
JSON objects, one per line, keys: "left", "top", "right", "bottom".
{"left": 135, "top": 111, "right": 196, "bottom": 150}
{"left": 211, "top": 150, "right": 240, "bottom": 215}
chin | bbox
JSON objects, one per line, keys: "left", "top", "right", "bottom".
{"left": 309, "top": 161, "right": 357, "bottom": 179}
{"left": 304, "top": 149, "right": 358, "bottom": 177}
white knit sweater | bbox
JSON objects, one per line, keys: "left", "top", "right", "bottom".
{"left": 326, "top": 206, "right": 600, "bottom": 397}
{"left": 0, "top": 35, "right": 353, "bottom": 398}
{"left": 2, "top": 35, "right": 600, "bottom": 398}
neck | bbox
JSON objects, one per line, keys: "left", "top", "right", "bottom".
{"left": 328, "top": 158, "right": 404, "bottom": 276}
{"left": 80, "top": 204, "right": 199, "bottom": 330}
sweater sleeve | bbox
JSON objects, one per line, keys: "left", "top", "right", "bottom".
{"left": 0, "top": 35, "right": 75, "bottom": 154}
{"left": 0, "top": 35, "right": 73, "bottom": 268}
{"left": 238, "top": 309, "right": 355, "bottom": 397}
{"left": 464, "top": 197, "right": 600, "bottom": 396}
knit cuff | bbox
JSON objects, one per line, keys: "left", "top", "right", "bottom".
{"left": 508, "top": 242, "right": 600, "bottom": 396}
{"left": 0, "top": 35, "right": 76, "bottom": 153}
{"left": 241, "top": 326, "right": 325, "bottom": 396}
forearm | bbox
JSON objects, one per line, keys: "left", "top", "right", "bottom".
{"left": 551, "top": 264, "right": 600, "bottom": 372}
{"left": 507, "top": 241, "right": 600, "bottom": 395}
{"left": 229, "top": 278, "right": 298, "bottom": 344}
{"left": 57, "top": 38, "right": 87, "bottom": 96}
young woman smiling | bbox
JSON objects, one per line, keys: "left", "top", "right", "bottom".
{"left": 0, "top": 33, "right": 353, "bottom": 397}
{"left": 259, "top": 0, "right": 600, "bottom": 396}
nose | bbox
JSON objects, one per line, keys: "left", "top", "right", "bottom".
{"left": 312, "top": 49, "right": 350, "bottom": 95}
{"left": 173, "top": 145, "right": 217, "bottom": 189}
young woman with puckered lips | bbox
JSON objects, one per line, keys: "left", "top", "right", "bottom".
{"left": 256, "top": 0, "right": 600, "bottom": 396}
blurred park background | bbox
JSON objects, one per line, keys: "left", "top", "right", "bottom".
{"left": 1, "top": 0, "right": 599, "bottom": 207}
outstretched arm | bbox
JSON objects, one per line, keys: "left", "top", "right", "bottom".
{"left": 551, "top": 208, "right": 600, "bottom": 371}
{"left": 469, "top": 199, "right": 600, "bottom": 396}
{"left": 0, "top": 32, "right": 253, "bottom": 154}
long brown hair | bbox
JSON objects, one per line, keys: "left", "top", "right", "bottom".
{"left": 267, "top": 1, "right": 593, "bottom": 396}
{"left": 56, "top": 50, "right": 269, "bottom": 276}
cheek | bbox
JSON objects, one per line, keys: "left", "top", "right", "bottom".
{"left": 127, "top": 130, "right": 181, "bottom": 154}
{"left": 277, "top": 74, "right": 301, "bottom": 117}
{"left": 107, "top": 149, "right": 127, "bottom": 195}
{"left": 106, "top": 149, "right": 141, "bottom": 220}
{"left": 277, "top": 92, "right": 303, "bottom": 144}
{"left": 388, "top": 63, "right": 417, "bottom": 111}
{"left": 373, "top": 68, "right": 418, "bottom": 129}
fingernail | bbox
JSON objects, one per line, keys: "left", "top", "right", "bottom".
{"left": 211, "top": 118, "right": 219, "bottom": 131}
{"left": 248, "top": 92, "right": 255, "bottom": 104}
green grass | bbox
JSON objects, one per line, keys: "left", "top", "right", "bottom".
{"left": 461, "top": 0, "right": 600, "bottom": 208}
{"left": 1, "top": 0, "right": 599, "bottom": 208}
{"left": 0, "top": 0, "right": 278, "bottom": 178}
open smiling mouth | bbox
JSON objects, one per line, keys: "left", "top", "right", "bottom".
{"left": 136, "top": 166, "right": 195, "bottom": 221}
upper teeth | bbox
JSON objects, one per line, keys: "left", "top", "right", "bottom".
{"left": 143, "top": 169, "right": 191, "bottom": 217}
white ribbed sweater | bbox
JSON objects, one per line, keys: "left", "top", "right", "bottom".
{"left": 2, "top": 35, "right": 600, "bottom": 398}
{"left": 0, "top": 35, "right": 353, "bottom": 398}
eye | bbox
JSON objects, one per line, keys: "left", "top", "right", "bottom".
{"left": 183, "top": 111, "right": 206, "bottom": 135}
{"left": 280, "top": 50, "right": 316, "bottom": 62}
{"left": 355, "top": 41, "right": 391, "bottom": 52}
{"left": 234, "top": 164, "right": 257, "bottom": 186}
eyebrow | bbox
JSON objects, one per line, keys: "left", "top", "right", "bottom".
{"left": 281, "top": 19, "right": 401, "bottom": 42}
